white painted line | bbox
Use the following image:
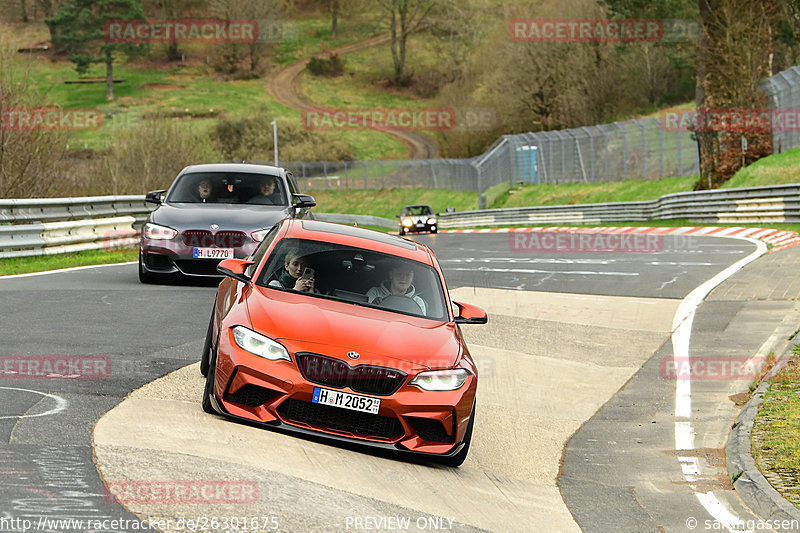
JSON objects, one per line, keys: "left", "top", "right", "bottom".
{"left": 0, "top": 261, "right": 137, "bottom": 279}
{"left": 447, "top": 267, "right": 638, "bottom": 276}
{"left": 696, "top": 493, "right": 754, "bottom": 533}
{"left": 0, "top": 387, "right": 68, "bottom": 419}
{"left": 671, "top": 235, "right": 767, "bottom": 532}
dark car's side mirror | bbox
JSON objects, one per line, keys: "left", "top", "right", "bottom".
{"left": 217, "top": 259, "right": 255, "bottom": 283}
{"left": 453, "top": 301, "right": 488, "bottom": 325}
{"left": 292, "top": 194, "right": 316, "bottom": 209}
{"left": 145, "top": 190, "right": 166, "bottom": 205}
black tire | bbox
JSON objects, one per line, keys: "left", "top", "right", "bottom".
{"left": 431, "top": 228, "right": 438, "bottom": 234}
{"left": 200, "top": 305, "right": 215, "bottom": 377}
{"left": 399, "top": 227, "right": 406, "bottom": 236}
{"left": 201, "top": 343, "right": 218, "bottom": 414}
{"left": 438, "top": 403, "right": 475, "bottom": 467}
{"left": 138, "top": 252, "right": 159, "bottom": 284}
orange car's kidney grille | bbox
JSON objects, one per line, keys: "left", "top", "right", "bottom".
{"left": 277, "top": 398, "right": 404, "bottom": 440}
{"left": 296, "top": 353, "right": 407, "bottom": 396}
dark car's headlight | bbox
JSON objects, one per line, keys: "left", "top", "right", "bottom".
{"left": 410, "top": 369, "right": 470, "bottom": 391}
{"left": 426, "top": 217, "right": 437, "bottom": 225}
{"left": 143, "top": 223, "right": 177, "bottom": 240}
{"left": 402, "top": 217, "right": 413, "bottom": 227}
{"left": 231, "top": 326, "right": 291, "bottom": 362}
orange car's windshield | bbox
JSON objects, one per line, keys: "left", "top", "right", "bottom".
{"left": 256, "top": 238, "right": 448, "bottom": 321}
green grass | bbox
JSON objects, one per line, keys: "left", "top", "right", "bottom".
{"left": 723, "top": 147, "right": 800, "bottom": 189}
{"left": 0, "top": 248, "right": 138, "bottom": 276}
{"left": 752, "top": 346, "right": 800, "bottom": 510}
{"left": 298, "top": 32, "right": 442, "bottom": 160}
{"left": 8, "top": 17, "right": 405, "bottom": 158}
{"left": 501, "top": 175, "right": 699, "bottom": 208}
{"left": 311, "top": 188, "right": 478, "bottom": 219}
{"left": 274, "top": 17, "right": 382, "bottom": 65}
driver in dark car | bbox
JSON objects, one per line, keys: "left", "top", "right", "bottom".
{"left": 367, "top": 264, "right": 426, "bottom": 314}
{"left": 248, "top": 177, "right": 280, "bottom": 205}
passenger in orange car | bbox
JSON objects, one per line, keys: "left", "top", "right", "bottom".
{"left": 268, "top": 248, "right": 316, "bottom": 292}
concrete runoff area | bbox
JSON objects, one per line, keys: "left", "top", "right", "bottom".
{"left": 93, "top": 287, "right": 680, "bottom": 532}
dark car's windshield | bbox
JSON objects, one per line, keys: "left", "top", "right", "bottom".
{"left": 403, "top": 205, "right": 433, "bottom": 216}
{"left": 166, "top": 172, "right": 288, "bottom": 205}
{"left": 257, "top": 238, "right": 448, "bottom": 321}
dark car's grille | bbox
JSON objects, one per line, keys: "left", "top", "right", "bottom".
{"left": 407, "top": 416, "right": 453, "bottom": 443}
{"left": 224, "top": 385, "right": 278, "bottom": 407}
{"left": 182, "top": 230, "right": 214, "bottom": 247}
{"left": 277, "top": 398, "right": 404, "bottom": 440}
{"left": 215, "top": 231, "right": 246, "bottom": 248}
{"left": 174, "top": 259, "right": 222, "bottom": 276}
{"left": 181, "top": 230, "right": 248, "bottom": 248}
{"left": 296, "top": 353, "right": 407, "bottom": 396}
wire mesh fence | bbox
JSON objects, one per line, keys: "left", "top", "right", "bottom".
{"left": 761, "top": 66, "right": 800, "bottom": 155}
{"left": 284, "top": 66, "right": 798, "bottom": 208}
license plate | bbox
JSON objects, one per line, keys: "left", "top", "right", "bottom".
{"left": 312, "top": 387, "right": 380, "bottom": 414}
{"left": 193, "top": 247, "right": 233, "bottom": 259}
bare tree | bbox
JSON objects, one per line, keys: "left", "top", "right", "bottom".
{"left": 695, "top": 0, "right": 780, "bottom": 189}
{"left": 143, "top": 0, "right": 204, "bottom": 61}
{"left": 375, "top": 0, "right": 437, "bottom": 86}
{"left": 210, "top": 0, "right": 291, "bottom": 76}
{"left": 0, "top": 45, "right": 69, "bottom": 198}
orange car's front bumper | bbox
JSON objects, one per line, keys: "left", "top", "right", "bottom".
{"left": 210, "top": 329, "right": 477, "bottom": 457}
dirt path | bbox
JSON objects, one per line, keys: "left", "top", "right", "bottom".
{"left": 267, "top": 34, "right": 439, "bottom": 159}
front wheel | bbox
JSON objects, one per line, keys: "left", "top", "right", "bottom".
{"left": 438, "top": 403, "right": 475, "bottom": 467}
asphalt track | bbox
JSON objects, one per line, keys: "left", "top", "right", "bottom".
{"left": 0, "top": 232, "right": 793, "bottom": 532}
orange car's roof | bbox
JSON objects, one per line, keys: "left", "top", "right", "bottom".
{"left": 279, "top": 219, "right": 435, "bottom": 266}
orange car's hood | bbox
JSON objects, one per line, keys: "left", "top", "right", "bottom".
{"left": 246, "top": 287, "right": 461, "bottom": 369}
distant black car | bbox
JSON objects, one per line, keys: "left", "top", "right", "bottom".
{"left": 398, "top": 204, "right": 437, "bottom": 235}
{"left": 139, "top": 163, "right": 315, "bottom": 283}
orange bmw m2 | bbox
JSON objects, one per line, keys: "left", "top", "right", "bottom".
{"left": 200, "top": 219, "right": 487, "bottom": 466}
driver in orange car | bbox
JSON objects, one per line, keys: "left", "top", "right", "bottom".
{"left": 367, "top": 263, "right": 426, "bottom": 314}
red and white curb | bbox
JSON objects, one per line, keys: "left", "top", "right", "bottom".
{"left": 443, "top": 226, "right": 800, "bottom": 253}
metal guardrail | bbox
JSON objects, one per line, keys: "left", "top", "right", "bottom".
{"left": 314, "top": 213, "right": 396, "bottom": 229}
{"left": 1, "top": 184, "right": 798, "bottom": 258}
{"left": 438, "top": 183, "right": 800, "bottom": 229}
{"left": 0, "top": 196, "right": 152, "bottom": 259}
